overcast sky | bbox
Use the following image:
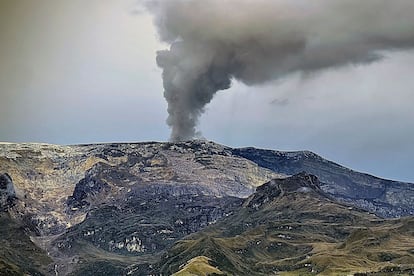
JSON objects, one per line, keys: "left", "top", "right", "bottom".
{"left": 1, "top": 0, "right": 414, "bottom": 182}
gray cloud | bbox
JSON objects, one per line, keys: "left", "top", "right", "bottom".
{"left": 197, "top": 49, "right": 414, "bottom": 182}
{"left": 147, "top": 0, "right": 414, "bottom": 141}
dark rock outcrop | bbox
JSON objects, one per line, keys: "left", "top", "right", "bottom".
{"left": 0, "top": 173, "right": 16, "bottom": 211}
{"left": 245, "top": 172, "right": 324, "bottom": 209}
{"left": 66, "top": 164, "right": 111, "bottom": 211}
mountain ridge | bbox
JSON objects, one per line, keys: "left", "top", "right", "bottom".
{"left": 0, "top": 140, "right": 413, "bottom": 275}
{"left": 155, "top": 172, "right": 414, "bottom": 275}
{"left": 232, "top": 147, "right": 414, "bottom": 217}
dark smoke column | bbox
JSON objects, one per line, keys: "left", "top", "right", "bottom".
{"left": 156, "top": 42, "right": 232, "bottom": 141}
{"left": 149, "top": 0, "right": 414, "bottom": 142}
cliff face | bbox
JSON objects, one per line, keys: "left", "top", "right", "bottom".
{"left": 0, "top": 141, "right": 413, "bottom": 275}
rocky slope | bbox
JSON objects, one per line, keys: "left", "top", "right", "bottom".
{"left": 156, "top": 173, "right": 414, "bottom": 275}
{"left": 0, "top": 140, "right": 413, "bottom": 275}
{"left": 0, "top": 141, "right": 279, "bottom": 275}
{"left": 233, "top": 147, "right": 414, "bottom": 217}
{"left": 0, "top": 141, "right": 278, "bottom": 235}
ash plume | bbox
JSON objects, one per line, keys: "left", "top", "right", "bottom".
{"left": 147, "top": 0, "right": 414, "bottom": 141}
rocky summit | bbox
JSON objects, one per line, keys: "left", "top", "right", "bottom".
{"left": 0, "top": 140, "right": 413, "bottom": 275}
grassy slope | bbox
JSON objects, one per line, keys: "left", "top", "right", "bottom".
{"left": 172, "top": 256, "right": 224, "bottom": 276}
{"left": 0, "top": 213, "right": 52, "bottom": 276}
{"left": 157, "top": 176, "right": 414, "bottom": 275}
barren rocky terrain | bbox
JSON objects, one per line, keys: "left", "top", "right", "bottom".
{"left": 0, "top": 140, "right": 413, "bottom": 275}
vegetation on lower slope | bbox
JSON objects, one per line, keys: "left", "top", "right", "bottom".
{"left": 0, "top": 213, "right": 52, "bottom": 276}
{"left": 156, "top": 173, "right": 414, "bottom": 276}
{"left": 1, "top": 142, "right": 414, "bottom": 275}
{"left": 172, "top": 256, "right": 225, "bottom": 276}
